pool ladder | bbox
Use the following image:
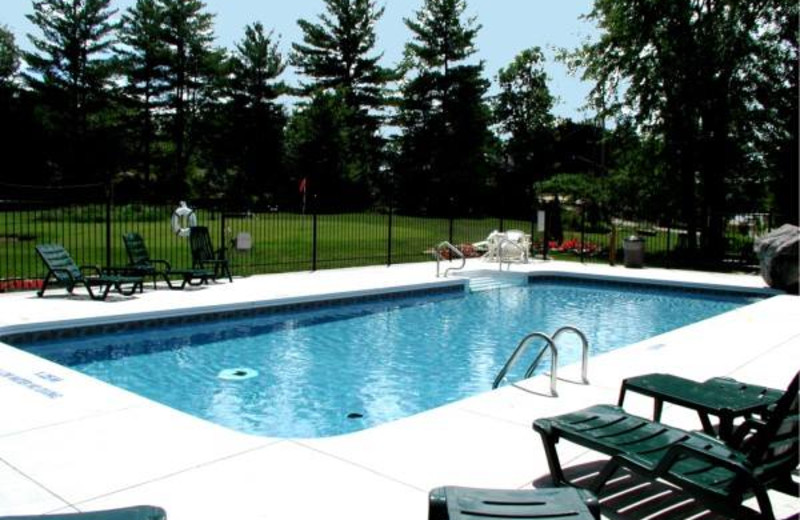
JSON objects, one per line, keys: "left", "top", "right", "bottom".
{"left": 433, "top": 241, "right": 466, "bottom": 277}
{"left": 492, "top": 326, "right": 589, "bottom": 397}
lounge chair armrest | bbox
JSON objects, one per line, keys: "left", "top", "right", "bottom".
{"left": 654, "top": 440, "right": 753, "bottom": 480}
{"left": 729, "top": 416, "right": 768, "bottom": 449}
{"left": 49, "top": 266, "right": 78, "bottom": 283}
{"left": 150, "top": 259, "right": 172, "bottom": 271}
{"left": 79, "top": 264, "right": 104, "bottom": 276}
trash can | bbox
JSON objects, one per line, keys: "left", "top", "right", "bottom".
{"left": 623, "top": 235, "right": 645, "bottom": 268}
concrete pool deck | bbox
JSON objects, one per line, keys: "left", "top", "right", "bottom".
{"left": 0, "top": 260, "right": 797, "bottom": 519}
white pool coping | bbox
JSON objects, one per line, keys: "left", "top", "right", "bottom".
{"left": 0, "top": 259, "right": 797, "bottom": 519}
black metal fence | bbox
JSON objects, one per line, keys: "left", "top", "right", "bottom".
{"left": 0, "top": 193, "right": 786, "bottom": 291}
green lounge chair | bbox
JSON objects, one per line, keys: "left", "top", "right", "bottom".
{"left": 0, "top": 505, "right": 166, "bottom": 519}
{"left": 533, "top": 372, "right": 798, "bottom": 520}
{"left": 617, "top": 373, "right": 784, "bottom": 441}
{"left": 35, "top": 244, "right": 143, "bottom": 301}
{"left": 429, "top": 486, "right": 600, "bottom": 520}
{"left": 189, "top": 226, "right": 232, "bottom": 282}
{"left": 123, "top": 232, "right": 213, "bottom": 290}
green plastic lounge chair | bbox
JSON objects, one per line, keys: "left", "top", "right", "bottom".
{"left": 428, "top": 486, "right": 600, "bottom": 520}
{"left": 35, "top": 244, "right": 143, "bottom": 301}
{"left": 533, "top": 371, "right": 798, "bottom": 520}
{"left": 0, "top": 505, "right": 166, "bottom": 519}
{"left": 123, "top": 232, "right": 213, "bottom": 290}
{"left": 617, "top": 373, "right": 784, "bottom": 441}
{"left": 189, "top": 226, "right": 232, "bottom": 282}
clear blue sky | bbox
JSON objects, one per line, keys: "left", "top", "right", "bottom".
{"left": 1, "top": 0, "right": 598, "bottom": 120}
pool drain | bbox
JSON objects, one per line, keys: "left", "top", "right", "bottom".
{"left": 218, "top": 368, "right": 258, "bottom": 381}
{"left": 347, "top": 412, "right": 364, "bottom": 419}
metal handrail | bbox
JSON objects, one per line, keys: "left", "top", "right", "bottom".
{"left": 433, "top": 241, "right": 466, "bottom": 277}
{"left": 551, "top": 326, "right": 590, "bottom": 384}
{"left": 496, "top": 238, "right": 528, "bottom": 271}
{"left": 492, "top": 326, "right": 590, "bottom": 397}
{"left": 492, "top": 332, "right": 559, "bottom": 397}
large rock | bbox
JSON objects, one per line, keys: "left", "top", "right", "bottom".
{"left": 754, "top": 224, "right": 799, "bottom": 292}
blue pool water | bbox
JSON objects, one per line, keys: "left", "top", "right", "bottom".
{"left": 17, "top": 278, "right": 761, "bottom": 438}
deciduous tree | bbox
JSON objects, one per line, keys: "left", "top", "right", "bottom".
{"left": 569, "top": 0, "right": 798, "bottom": 255}
{"left": 494, "top": 47, "right": 555, "bottom": 214}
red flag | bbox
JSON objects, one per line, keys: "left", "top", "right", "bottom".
{"left": 299, "top": 177, "right": 307, "bottom": 194}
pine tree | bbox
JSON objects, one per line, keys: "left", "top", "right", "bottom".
{"left": 157, "top": 0, "right": 218, "bottom": 195}
{"left": 117, "top": 0, "right": 169, "bottom": 189}
{"left": 396, "top": 0, "right": 494, "bottom": 215}
{"left": 24, "top": 0, "right": 119, "bottom": 183}
{"left": 0, "top": 25, "right": 19, "bottom": 90}
{"left": 291, "top": 0, "right": 394, "bottom": 210}
{"left": 224, "top": 22, "right": 288, "bottom": 205}
{"left": 292, "top": 0, "right": 393, "bottom": 113}
{"left": 403, "top": 0, "right": 479, "bottom": 75}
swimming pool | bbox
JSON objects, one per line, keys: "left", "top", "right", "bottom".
{"left": 12, "top": 277, "right": 763, "bottom": 438}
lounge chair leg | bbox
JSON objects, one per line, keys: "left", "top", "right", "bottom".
{"left": 576, "top": 488, "right": 602, "bottom": 520}
{"left": 84, "top": 281, "right": 106, "bottom": 300}
{"left": 539, "top": 434, "right": 569, "bottom": 486}
{"left": 591, "top": 459, "right": 619, "bottom": 494}
{"left": 697, "top": 411, "right": 716, "bottom": 436}
{"left": 753, "top": 486, "right": 776, "bottom": 520}
{"left": 37, "top": 273, "right": 53, "bottom": 297}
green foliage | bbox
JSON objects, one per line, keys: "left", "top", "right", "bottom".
{"left": 403, "top": 0, "right": 480, "bottom": 70}
{"left": 290, "top": 0, "right": 393, "bottom": 210}
{"left": 494, "top": 47, "right": 554, "bottom": 139}
{"left": 158, "top": 0, "right": 220, "bottom": 194}
{"left": 395, "top": 0, "right": 495, "bottom": 215}
{"left": 493, "top": 47, "right": 556, "bottom": 213}
{"left": 539, "top": 173, "right": 607, "bottom": 207}
{"left": 201, "top": 22, "right": 288, "bottom": 206}
{"left": 0, "top": 25, "right": 20, "bottom": 88}
{"left": 761, "top": 1, "right": 798, "bottom": 222}
{"left": 24, "top": 0, "right": 120, "bottom": 184}
{"left": 230, "top": 22, "right": 286, "bottom": 108}
{"left": 292, "top": 0, "right": 394, "bottom": 109}
{"left": 117, "top": 0, "right": 170, "bottom": 189}
{"left": 286, "top": 91, "right": 372, "bottom": 212}
{"left": 570, "top": 0, "right": 798, "bottom": 251}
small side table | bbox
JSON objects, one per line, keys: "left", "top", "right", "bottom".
{"left": 618, "top": 373, "right": 782, "bottom": 441}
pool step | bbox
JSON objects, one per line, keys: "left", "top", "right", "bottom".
{"left": 467, "top": 276, "right": 527, "bottom": 293}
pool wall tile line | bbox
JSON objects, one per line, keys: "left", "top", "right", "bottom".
{"left": 527, "top": 271, "right": 781, "bottom": 297}
{"left": 0, "top": 281, "right": 465, "bottom": 344}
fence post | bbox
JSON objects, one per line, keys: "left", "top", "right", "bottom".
{"left": 543, "top": 211, "right": 549, "bottom": 260}
{"left": 580, "top": 205, "right": 586, "bottom": 264}
{"left": 448, "top": 216, "right": 454, "bottom": 245}
{"left": 312, "top": 210, "right": 318, "bottom": 271}
{"left": 220, "top": 210, "right": 227, "bottom": 259}
{"left": 105, "top": 181, "right": 113, "bottom": 268}
{"left": 666, "top": 220, "right": 672, "bottom": 268}
{"left": 387, "top": 206, "right": 393, "bottom": 266}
